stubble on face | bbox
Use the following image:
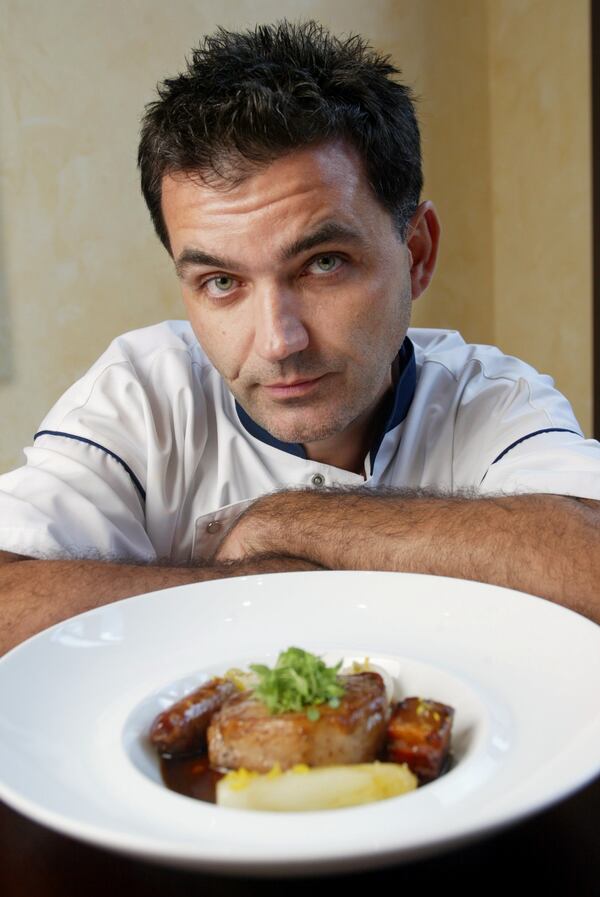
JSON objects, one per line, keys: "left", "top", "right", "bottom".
{"left": 227, "top": 277, "right": 413, "bottom": 447}
{"left": 164, "top": 141, "right": 415, "bottom": 460}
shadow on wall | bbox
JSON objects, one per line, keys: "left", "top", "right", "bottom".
{"left": 0, "top": 189, "right": 13, "bottom": 382}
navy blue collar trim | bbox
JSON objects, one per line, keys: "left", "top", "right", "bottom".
{"left": 235, "top": 337, "right": 416, "bottom": 467}
{"left": 235, "top": 404, "right": 308, "bottom": 459}
{"left": 369, "top": 337, "right": 416, "bottom": 466}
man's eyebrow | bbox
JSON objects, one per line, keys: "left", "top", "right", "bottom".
{"left": 175, "top": 249, "right": 238, "bottom": 279}
{"left": 281, "top": 222, "right": 364, "bottom": 260}
{"left": 174, "top": 222, "right": 364, "bottom": 278}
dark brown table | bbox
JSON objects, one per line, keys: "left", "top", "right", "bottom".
{"left": 1, "top": 774, "right": 598, "bottom": 896}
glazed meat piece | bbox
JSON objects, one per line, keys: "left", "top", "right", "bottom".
{"left": 207, "top": 672, "right": 388, "bottom": 773}
{"left": 150, "top": 677, "right": 237, "bottom": 756}
{"left": 385, "top": 697, "right": 454, "bottom": 783}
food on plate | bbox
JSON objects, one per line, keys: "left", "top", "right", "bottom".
{"left": 217, "top": 761, "right": 417, "bottom": 811}
{"left": 207, "top": 671, "right": 387, "bottom": 773}
{"left": 150, "top": 677, "right": 236, "bottom": 755}
{"left": 386, "top": 697, "right": 454, "bottom": 783}
{"left": 249, "top": 646, "right": 346, "bottom": 714}
{"left": 150, "top": 647, "right": 454, "bottom": 811}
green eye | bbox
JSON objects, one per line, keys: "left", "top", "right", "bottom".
{"left": 213, "top": 275, "right": 234, "bottom": 291}
{"left": 315, "top": 255, "right": 338, "bottom": 272}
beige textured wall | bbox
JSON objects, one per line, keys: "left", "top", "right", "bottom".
{"left": 0, "top": 0, "right": 592, "bottom": 472}
{"left": 487, "top": 0, "right": 592, "bottom": 432}
{"left": 411, "top": 0, "right": 496, "bottom": 344}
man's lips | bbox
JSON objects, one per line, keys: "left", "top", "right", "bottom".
{"left": 261, "top": 374, "right": 326, "bottom": 398}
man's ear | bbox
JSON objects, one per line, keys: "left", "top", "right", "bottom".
{"left": 406, "top": 201, "right": 441, "bottom": 300}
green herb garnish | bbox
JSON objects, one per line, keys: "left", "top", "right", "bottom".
{"left": 250, "top": 647, "right": 345, "bottom": 718}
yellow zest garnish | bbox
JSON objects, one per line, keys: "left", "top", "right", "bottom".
{"left": 224, "top": 668, "right": 249, "bottom": 691}
{"left": 222, "top": 768, "right": 260, "bottom": 791}
{"left": 266, "top": 763, "right": 282, "bottom": 779}
{"left": 291, "top": 764, "right": 310, "bottom": 774}
{"left": 351, "top": 657, "right": 371, "bottom": 673}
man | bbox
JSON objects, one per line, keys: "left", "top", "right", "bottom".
{"left": 1, "top": 21, "right": 599, "bottom": 655}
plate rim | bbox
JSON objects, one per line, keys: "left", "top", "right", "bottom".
{"left": 1, "top": 569, "right": 599, "bottom": 874}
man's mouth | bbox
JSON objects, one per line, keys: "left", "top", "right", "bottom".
{"left": 261, "top": 375, "right": 326, "bottom": 398}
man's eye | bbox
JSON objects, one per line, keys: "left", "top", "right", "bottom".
{"left": 307, "top": 255, "right": 343, "bottom": 275}
{"left": 203, "top": 274, "right": 237, "bottom": 296}
{"left": 212, "top": 275, "right": 235, "bottom": 291}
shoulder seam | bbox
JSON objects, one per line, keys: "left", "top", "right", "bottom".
{"left": 424, "top": 355, "right": 560, "bottom": 426}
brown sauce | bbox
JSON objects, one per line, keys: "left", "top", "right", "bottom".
{"left": 160, "top": 751, "right": 454, "bottom": 805}
{"left": 160, "top": 753, "right": 224, "bottom": 804}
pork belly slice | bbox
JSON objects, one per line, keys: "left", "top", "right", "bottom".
{"left": 385, "top": 697, "right": 454, "bottom": 783}
{"left": 207, "top": 672, "right": 388, "bottom": 773}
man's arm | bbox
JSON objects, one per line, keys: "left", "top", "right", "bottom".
{"left": 0, "top": 552, "right": 323, "bottom": 656}
{"left": 216, "top": 489, "right": 600, "bottom": 623}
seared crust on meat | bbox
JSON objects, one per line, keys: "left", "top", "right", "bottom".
{"left": 150, "top": 677, "right": 237, "bottom": 756}
{"left": 385, "top": 697, "right": 454, "bottom": 783}
{"left": 207, "top": 672, "right": 388, "bottom": 772}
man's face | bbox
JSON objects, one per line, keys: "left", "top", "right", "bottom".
{"left": 162, "top": 141, "right": 415, "bottom": 453}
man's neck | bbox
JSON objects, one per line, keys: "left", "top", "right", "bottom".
{"left": 303, "top": 375, "right": 395, "bottom": 474}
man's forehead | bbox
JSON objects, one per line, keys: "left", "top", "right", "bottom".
{"left": 161, "top": 141, "right": 394, "bottom": 261}
{"left": 161, "top": 142, "right": 372, "bottom": 220}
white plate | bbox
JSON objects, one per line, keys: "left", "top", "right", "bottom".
{"left": 0, "top": 570, "right": 599, "bottom": 876}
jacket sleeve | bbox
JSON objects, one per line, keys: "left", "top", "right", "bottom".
{"left": 451, "top": 351, "right": 600, "bottom": 500}
{"left": 0, "top": 356, "right": 155, "bottom": 562}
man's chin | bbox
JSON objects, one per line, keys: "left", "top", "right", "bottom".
{"left": 263, "top": 422, "right": 340, "bottom": 446}
{"left": 245, "top": 409, "right": 346, "bottom": 447}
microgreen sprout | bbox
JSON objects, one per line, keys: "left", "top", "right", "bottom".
{"left": 250, "top": 647, "right": 345, "bottom": 718}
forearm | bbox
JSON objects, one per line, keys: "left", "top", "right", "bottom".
{"left": 219, "top": 489, "right": 600, "bottom": 622}
{"left": 0, "top": 553, "right": 322, "bottom": 656}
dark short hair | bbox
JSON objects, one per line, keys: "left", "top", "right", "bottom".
{"left": 138, "top": 20, "right": 422, "bottom": 252}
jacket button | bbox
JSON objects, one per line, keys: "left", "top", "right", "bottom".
{"left": 311, "top": 473, "right": 325, "bottom": 487}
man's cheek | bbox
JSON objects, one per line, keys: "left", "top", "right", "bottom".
{"left": 192, "top": 330, "right": 241, "bottom": 382}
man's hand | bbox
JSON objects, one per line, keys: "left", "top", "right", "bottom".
{"left": 217, "top": 512, "right": 273, "bottom": 562}
{"left": 216, "top": 487, "right": 600, "bottom": 623}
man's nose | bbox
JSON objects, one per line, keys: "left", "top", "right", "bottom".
{"left": 253, "top": 287, "right": 309, "bottom": 362}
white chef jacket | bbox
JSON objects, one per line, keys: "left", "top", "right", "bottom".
{"left": 0, "top": 321, "right": 598, "bottom": 563}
